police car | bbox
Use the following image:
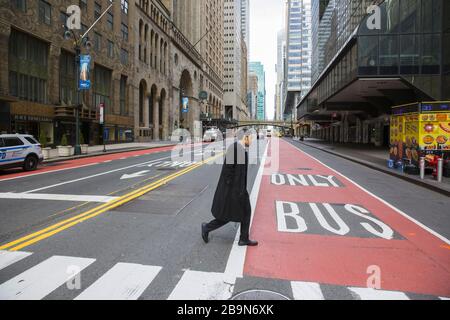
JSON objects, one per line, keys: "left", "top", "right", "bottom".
{"left": 0, "top": 134, "right": 44, "bottom": 171}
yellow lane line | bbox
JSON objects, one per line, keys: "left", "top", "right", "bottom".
{"left": 1, "top": 154, "right": 222, "bottom": 251}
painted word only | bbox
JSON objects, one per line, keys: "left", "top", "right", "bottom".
{"left": 271, "top": 173, "right": 343, "bottom": 187}
{"left": 276, "top": 201, "right": 397, "bottom": 240}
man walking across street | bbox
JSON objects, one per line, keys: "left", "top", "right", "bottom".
{"left": 201, "top": 130, "right": 258, "bottom": 247}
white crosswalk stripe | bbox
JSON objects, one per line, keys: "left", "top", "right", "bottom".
{"left": 75, "top": 263, "right": 161, "bottom": 300}
{"left": 0, "top": 251, "right": 32, "bottom": 272}
{"left": 168, "top": 270, "right": 234, "bottom": 300}
{"left": 0, "top": 255, "right": 95, "bottom": 300}
{"left": 348, "top": 287, "right": 410, "bottom": 300}
{"left": 291, "top": 281, "right": 325, "bottom": 300}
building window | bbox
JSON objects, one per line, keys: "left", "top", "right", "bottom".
{"left": 421, "top": 34, "right": 441, "bottom": 74}
{"left": 120, "top": 76, "right": 127, "bottom": 115}
{"left": 106, "top": 12, "right": 114, "bottom": 30}
{"left": 400, "top": 34, "right": 420, "bottom": 74}
{"left": 94, "top": 32, "right": 102, "bottom": 52}
{"left": 59, "top": 50, "right": 76, "bottom": 105}
{"left": 107, "top": 40, "right": 114, "bottom": 58}
{"left": 94, "top": 2, "right": 101, "bottom": 20}
{"left": 120, "top": 49, "right": 128, "bottom": 65}
{"left": 121, "top": 0, "right": 129, "bottom": 14}
{"left": 379, "top": 35, "right": 398, "bottom": 75}
{"left": 79, "top": 0, "right": 87, "bottom": 11}
{"left": 39, "top": 0, "right": 52, "bottom": 25}
{"left": 11, "top": 0, "right": 26, "bottom": 11}
{"left": 121, "top": 23, "right": 128, "bottom": 42}
{"left": 9, "top": 29, "right": 48, "bottom": 103}
{"left": 358, "top": 36, "right": 379, "bottom": 75}
{"left": 60, "top": 11, "right": 68, "bottom": 28}
{"left": 93, "top": 65, "right": 111, "bottom": 112}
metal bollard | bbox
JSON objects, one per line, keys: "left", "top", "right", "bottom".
{"left": 437, "top": 158, "right": 444, "bottom": 183}
{"left": 420, "top": 157, "right": 425, "bottom": 180}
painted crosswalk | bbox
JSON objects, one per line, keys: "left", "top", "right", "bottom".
{"left": 0, "top": 251, "right": 32, "bottom": 271}
{"left": 75, "top": 263, "right": 162, "bottom": 300}
{"left": 0, "top": 251, "right": 449, "bottom": 300}
{"left": 0, "top": 255, "right": 95, "bottom": 300}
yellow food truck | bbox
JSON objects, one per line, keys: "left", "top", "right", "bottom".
{"left": 390, "top": 102, "right": 450, "bottom": 167}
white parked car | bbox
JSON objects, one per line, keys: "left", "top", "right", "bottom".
{"left": 0, "top": 134, "right": 44, "bottom": 171}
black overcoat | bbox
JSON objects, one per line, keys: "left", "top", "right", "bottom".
{"left": 211, "top": 141, "right": 251, "bottom": 223}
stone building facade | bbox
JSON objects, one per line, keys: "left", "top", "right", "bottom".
{"left": 0, "top": 0, "right": 226, "bottom": 144}
{"left": 0, "top": 0, "right": 134, "bottom": 146}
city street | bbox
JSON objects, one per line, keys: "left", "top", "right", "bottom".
{"left": 0, "top": 138, "right": 448, "bottom": 300}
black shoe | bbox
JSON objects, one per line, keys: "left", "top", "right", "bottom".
{"left": 201, "top": 223, "right": 209, "bottom": 244}
{"left": 238, "top": 239, "right": 258, "bottom": 247}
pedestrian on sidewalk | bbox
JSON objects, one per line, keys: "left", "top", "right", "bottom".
{"left": 201, "top": 129, "right": 258, "bottom": 247}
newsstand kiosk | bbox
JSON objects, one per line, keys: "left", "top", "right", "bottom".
{"left": 389, "top": 101, "right": 450, "bottom": 177}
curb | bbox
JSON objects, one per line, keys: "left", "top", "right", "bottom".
{"left": 43, "top": 144, "right": 177, "bottom": 164}
{"left": 292, "top": 140, "right": 450, "bottom": 197}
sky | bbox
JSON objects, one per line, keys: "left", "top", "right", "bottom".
{"left": 249, "top": 0, "right": 285, "bottom": 121}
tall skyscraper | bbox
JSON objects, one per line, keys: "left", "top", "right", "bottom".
{"left": 276, "top": 29, "right": 286, "bottom": 121}
{"left": 312, "top": 0, "right": 334, "bottom": 83}
{"left": 224, "top": 0, "right": 245, "bottom": 120}
{"left": 284, "top": 0, "right": 312, "bottom": 117}
{"left": 241, "top": 0, "right": 250, "bottom": 53}
{"left": 248, "top": 72, "right": 259, "bottom": 119}
{"left": 249, "top": 62, "right": 266, "bottom": 121}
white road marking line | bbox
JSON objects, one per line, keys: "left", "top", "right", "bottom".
{"left": 0, "top": 163, "right": 98, "bottom": 182}
{"left": 22, "top": 157, "right": 171, "bottom": 194}
{"left": 291, "top": 281, "right": 325, "bottom": 300}
{"left": 291, "top": 142, "right": 450, "bottom": 245}
{"left": 0, "top": 193, "right": 118, "bottom": 203}
{"left": 103, "top": 160, "right": 112, "bottom": 163}
{"left": 0, "top": 251, "right": 32, "bottom": 271}
{"left": 439, "top": 297, "right": 450, "bottom": 300}
{"left": 22, "top": 147, "right": 204, "bottom": 194}
{"left": 348, "top": 287, "right": 410, "bottom": 300}
{"left": 168, "top": 270, "right": 233, "bottom": 300}
{"left": 120, "top": 171, "right": 150, "bottom": 180}
{"left": 75, "top": 263, "right": 161, "bottom": 300}
{"left": 223, "top": 142, "right": 269, "bottom": 284}
{"left": 0, "top": 256, "right": 95, "bottom": 300}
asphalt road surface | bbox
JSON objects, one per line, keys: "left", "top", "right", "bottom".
{"left": 0, "top": 138, "right": 449, "bottom": 300}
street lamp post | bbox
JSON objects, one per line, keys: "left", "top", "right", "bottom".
{"left": 64, "top": 2, "right": 114, "bottom": 155}
{"left": 74, "top": 46, "right": 82, "bottom": 156}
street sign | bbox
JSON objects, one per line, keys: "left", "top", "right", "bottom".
{"left": 79, "top": 55, "right": 91, "bottom": 90}
{"left": 182, "top": 97, "right": 189, "bottom": 113}
{"left": 99, "top": 103, "right": 105, "bottom": 124}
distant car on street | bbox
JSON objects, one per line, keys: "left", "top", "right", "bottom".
{"left": 203, "top": 128, "right": 221, "bottom": 142}
{"left": 0, "top": 134, "right": 44, "bottom": 171}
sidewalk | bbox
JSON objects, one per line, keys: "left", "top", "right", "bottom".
{"left": 44, "top": 141, "right": 177, "bottom": 163}
{"left": 292, "top": 138, "right": 450, "bottom": 196}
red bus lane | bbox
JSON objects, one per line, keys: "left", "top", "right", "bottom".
{"left": 245, "top": 139, "right": 450, "bottom": 297}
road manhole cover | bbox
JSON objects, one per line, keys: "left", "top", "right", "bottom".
{"left": 230, "top": 290, "right": 291, "bottom": 300}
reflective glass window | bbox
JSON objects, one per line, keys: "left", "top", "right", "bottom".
{"left": 400, "top": 34, "right": 420, "bottom": 74}
{"left": 379, "top": 35, "right": 399, "bottom": 74}
{"left": 358, "top": 36, "right": 379, "bottom": 75}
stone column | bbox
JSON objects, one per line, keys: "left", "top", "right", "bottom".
{"left": 153, "top": 93, "right": 160, "bottom": 140}
{"left": 162, "top": 94, "right": 169, "bottom": 140}
{"left": 144, "top": 92, "right": 150, "bottom": 128}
